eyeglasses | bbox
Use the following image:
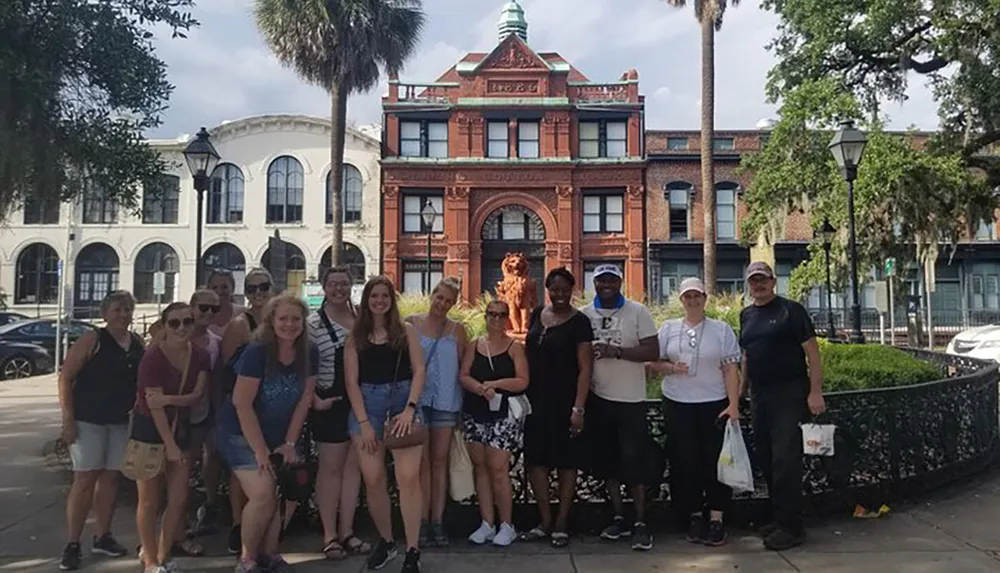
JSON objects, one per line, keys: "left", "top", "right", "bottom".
{"left": 198, "top": 304, "right": 220, "bottom": 313}
{"left": 245, "top": 283, "right": 271, "bottom": 294}
{"left": 686, "top": 328, "right": 698, "bottom": 348}
{"left": 166, "top": 317, "right": 195, "bottom": 329}
{"left": 486, "top": 311, "right": 506, "bottom": 319}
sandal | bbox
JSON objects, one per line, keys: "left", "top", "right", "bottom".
{"left": 519, "top": 526, "right": 549, "bottom": 542}
{"left": 322, "top": 539, "right": 346, "bottom": 561}
{"left": 172, "top": 534, "right": 205, "bottom": 557}
{"left": 550, "top": 532, "right": 570, "bottom": 548}
{"left": 341, "top": 535, "right": 371, "bottom": 555}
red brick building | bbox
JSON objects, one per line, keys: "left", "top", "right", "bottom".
{"left": 380, "top": 1, "right": 646, "bottom": 301}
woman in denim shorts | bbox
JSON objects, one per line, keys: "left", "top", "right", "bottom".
{"left": 405, "top": 277, "right": 467, "bottom": 546}
{"left": 345, "top": 276, "right": 427, "bottom": 573}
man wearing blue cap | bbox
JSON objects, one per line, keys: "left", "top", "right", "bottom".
{"left": 581, "top": 264, "right": 660, "bottom": 551}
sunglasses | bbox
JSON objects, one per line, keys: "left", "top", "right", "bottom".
{"left": 246, "top": 282, "right": 271, "bottom": 294}
{"left": 486, "top": 311, "right": 506, "bottom": 319}
{"left": 166, "top": 317, "right": 195, "bottom": 329}
{"left": 198, "top": 304, "right": 220, "bottom": 313}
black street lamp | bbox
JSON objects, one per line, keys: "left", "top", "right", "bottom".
{"left": 829, "top": 119, "right": 868, "bottom": 344}
{"left": 420, "top": 201, "right": 438, "bottom": 294}
{"left": 183, "top": 127, "right": 221, "bottom": 288}
{"left": 815, "top": 217, "right": 838, "bottom": 340}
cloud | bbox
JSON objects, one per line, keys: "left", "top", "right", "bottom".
{"left": 148, "top": 0, "right": 942, "bottom": 138}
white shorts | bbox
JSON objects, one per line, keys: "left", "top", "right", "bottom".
{"left": 69, "top": 422, "right": 128, "bottom": 472}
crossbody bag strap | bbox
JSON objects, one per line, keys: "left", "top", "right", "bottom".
{"left": 169, "top": 343, "right": 193, "bottom": 435}
{"left": 317, "top": 309, "right": 341, "bottom": 346}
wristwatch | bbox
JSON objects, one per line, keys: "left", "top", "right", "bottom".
{"left": 406, "top": 401, "right": 418, "bottom": 411}
{"left": 571, "top": 406, "right": 585, "bottom": 416}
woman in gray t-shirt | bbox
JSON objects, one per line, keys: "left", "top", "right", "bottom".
{"left": 649, "top": 277, "right": 740, "bottom": 547}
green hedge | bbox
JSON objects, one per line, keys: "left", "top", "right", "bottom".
{"left": 395, "top": 293, "right": 944, "bottom": 397}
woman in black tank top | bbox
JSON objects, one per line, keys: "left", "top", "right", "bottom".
{"left": 458, "top": 301, "right": 529, "bottom": 547}
{"left": 344, "top": 276, "right": 427, "bottom": 570}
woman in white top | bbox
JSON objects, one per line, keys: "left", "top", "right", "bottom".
{"left": 648, "top": 277, "right": 740, "bottom": 547}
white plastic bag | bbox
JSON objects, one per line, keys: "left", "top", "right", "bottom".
{"left": 448, "top": 429, "right": 475, "bottom": 501}
{"left": 801, "top": 423, "right": 836, "bottom": 456}
{"left": 717, "top": 420, "right": 755, "bottom": 493}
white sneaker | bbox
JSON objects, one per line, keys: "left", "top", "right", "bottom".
{"left": 492, "top": 523, "right": 517, "bottom": 547}
{"left": 468, "top": 521, "right": 496, "bottom": 545}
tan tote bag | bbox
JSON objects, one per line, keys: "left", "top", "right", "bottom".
{"left": 122, "top": 344, "right": 192, "bottom": 482}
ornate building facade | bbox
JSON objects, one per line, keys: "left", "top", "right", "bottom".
{"left": 379, "top": 1, "right": 646, "bottom": 301}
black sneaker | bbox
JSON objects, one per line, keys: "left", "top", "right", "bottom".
{"left": 59, "top": 543, "right": 82, "bottom": 571}
{"left": 686, "top": 514, "right": 707, "bottom": 543}
{"left": 630, "top": 522, "right": 653, "bottom": 551}
{"left": 92, "top": 533, "right": 127, "bottom": 557}
{"left": 401, "top": 548, "right": 420, "bottom": 573}
{"left": 430, "top": 521, "right": 449, "bottom": 547}
{"left": 599, "top": 515, "right": 632, "bottom": 540}
{"left": 704, "top": 520, "right": 727, "bottom": 546}
{"left": 228, "top": 525, "right": 242, "bottom": 555}
{"left": 763, "top": 527, "right": 804, "bottom": 551}
{"left": 366, "top": 539, "right": 398, "bottom": 570}
{"left": 418, "top": 521, "right": 431, "bottom": 548}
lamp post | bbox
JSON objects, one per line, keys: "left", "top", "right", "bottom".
{"left": 829, "top": 119, "right": 868, "bottom": 344}
{"left": 815, "top": 217, "right": 838, "bottom": 340}
{"left": 420, "top": 201, "right": 438, "bottom": 294}
{"left": 182, "top": 127, "right": 221, "bottom": 288}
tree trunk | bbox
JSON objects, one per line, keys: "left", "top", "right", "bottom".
{"left": 329, "top": 82, "right": 349, "bottom": 266}
{"left": 700, "top": 14, "right": 717, "bottom": 294}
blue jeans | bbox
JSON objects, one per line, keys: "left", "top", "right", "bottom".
{"left": 348, "top": 380, "right": 424, "bottom": 439}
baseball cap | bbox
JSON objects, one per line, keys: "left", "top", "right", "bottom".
{"left": 745, "top": 261, "right": 775, "bottom": 280}
{"left": 593, "top": 264, "right": 623, "bottom": 279}
{"left": 678, "top": 277, "right": 706, "bottom": 296}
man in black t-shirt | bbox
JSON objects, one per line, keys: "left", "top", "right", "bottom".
{"left": 739, "top": 261, "right": 825, "bottom": 551}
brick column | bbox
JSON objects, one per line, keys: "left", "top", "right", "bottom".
{"left": 626, "top": 184, "right": 645, "bottom": 299}
{"left": 445, "top": 185, "right": 471, "bottom": 301}
{"left": 469, "top": 240, "right": 483, "bottom": 301}
{"left": 555, "top": 184, "right": 575, "bottom": 277}
{"left": 382, "top": 184, "right": 400, "bottom": 287}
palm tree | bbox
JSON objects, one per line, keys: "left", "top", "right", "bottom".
{"left": 663, "top": 0, "right": 739, "bottom": 294}
{"left": 254, "top": 0, "right": 424, "bottom": 265}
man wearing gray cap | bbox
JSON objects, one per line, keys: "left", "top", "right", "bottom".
{"left": 581, "top": 264, "right": 660, "bottom": 551}
{"left": 739, "top": 261, "right": 825, "bottom": 551}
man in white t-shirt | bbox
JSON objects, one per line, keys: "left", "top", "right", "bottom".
{"left": 581, "top": 264, "right": 660, "bottom": 551}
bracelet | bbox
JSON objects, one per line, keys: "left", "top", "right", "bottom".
{"left": 283, "top": 441, "right": 295, "bottom": 449}
{"left": 358, "top": 419, "right": 370, "bottom": 425}
{"left": 571, "top": 406, "right": 585, "bottom": 416}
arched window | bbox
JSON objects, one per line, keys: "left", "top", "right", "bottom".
{"left": 319, "top": 243, "right": 367, "bottom": 284}
{"left": 326, "top": 164, "right": 363, "bottom": 224}
{"left": 715, "top": 182, "right": 739, "bottom": 240}
{"left": 261, "top": 242, "right": 307, "bottom": 297}
{"left": 665, "top": 181, "right": 692, "bottom": 240}
{"left": 134, "top": 243, "right": 179, "bottom": 303}
{"left": 142, "top": 174, "right": 181, "bottom": 224}
{"left": 15, "top": 243, "right": 60, "bottom": 304}
{"left": 75, "top": 243, "right": 119, "bottom": 307}
{"left": 202, "top": 242, "right": 247, "bottom": 299}
{"left": 481, "top": 205, "right": 546, "bottom": 241}
{"left": 209, "top": 164, "right": 245, "bottom": 224}
{"left": 266, "top": 156, "right": 304, "bottom": 223}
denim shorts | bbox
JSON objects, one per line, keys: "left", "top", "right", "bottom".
{"left": 422, "top": 406, "right": 459, "bottom": 429}
{"left": 215, "top": 432, "right": 259, "bottom": 472}
{"left": 69, "top": 422, "right": 128, "bottom": 472}
{"left": 348, "top": 380, "right": 424, "bottom": 439}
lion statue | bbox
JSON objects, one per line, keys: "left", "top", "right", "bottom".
{"left": 495, "top": 252, "right": 537, "bottom": 335}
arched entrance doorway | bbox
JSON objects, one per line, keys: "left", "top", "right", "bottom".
{"left": 480, "top": 205, "right": 545, "bottom": 302}
{"left": 261, "top": 243, "right": 306, "bottom": 297}
{"left": 319, "top": 243, "right": 368, "bottom": 285}
{"left": 74, "top": 243, "right": 120, "bottom": 317}
{"left": 202, "top": 242, "right": 247, "bottom": 302}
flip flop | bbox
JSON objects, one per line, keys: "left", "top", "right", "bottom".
{"left": 172, "top": 535, "right": 205, "bottom": 557}
{"left": 519, "top": 526, "right": 549, "bottom": 541}
{"left": 550, "top": 532, "right": 570, "bottom": 548}
{"left": 341, "top": 535, "right": 371, "bottom": 555}
{"left": 322, "top": 539, "right": 346, "bottom": 561}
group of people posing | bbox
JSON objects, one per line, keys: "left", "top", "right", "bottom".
{"left": 56, "top": 259, "right": 825, "bottom": 573}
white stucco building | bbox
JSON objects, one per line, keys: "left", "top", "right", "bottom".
{"left": 0, "top": 115, "right": 382, "bottom": 320}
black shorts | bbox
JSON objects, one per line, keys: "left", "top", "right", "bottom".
{"left": 586, "top": 394, "right": 649, "bottom": 485}
{"left": 308, "top": 401, "right": 350, "bottom": 444}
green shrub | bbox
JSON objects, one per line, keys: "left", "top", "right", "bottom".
{"left": 394, "top": 292, "right": 943, "bottom": 397}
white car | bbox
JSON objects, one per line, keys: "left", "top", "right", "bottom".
{"left": 946, "top": 325, "right": 1000, "bottom": 362}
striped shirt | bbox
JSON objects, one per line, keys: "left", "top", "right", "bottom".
{"left": 306, "top": 309, "right": 350, "bottom": 397}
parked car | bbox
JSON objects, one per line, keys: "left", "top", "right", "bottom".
{"left": 0, "top": 312, "right": 29, "bottom": 326}
{"left": 0, "top": 319, "right": 97, "bottom": 357}
{"left": 945, "top": 325, "right": 1000, "bottom": 362}
{"left": 0, "top": 340, "right": 53, "bottom": 380}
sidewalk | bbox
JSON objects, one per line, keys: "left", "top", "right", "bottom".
{"left": 1, "top": 374, "right": 999, "bottom": 572}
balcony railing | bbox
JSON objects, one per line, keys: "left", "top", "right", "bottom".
{"left": 394, "top": 83, "right": 451, "bottom": 105}
{"left": 573, "top": 83, "right": 631, "bottom": 103}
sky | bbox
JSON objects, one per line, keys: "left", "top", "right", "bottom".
{"left": 148, "top": 0, "right": 941, "bottom": 140}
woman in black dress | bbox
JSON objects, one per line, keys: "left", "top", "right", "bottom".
{"left": 521, "top": 267, "right": 594, "bottom": 548}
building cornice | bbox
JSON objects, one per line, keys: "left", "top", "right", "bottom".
{"left": 167, "top": 114, "right": 381, "bottom": 151}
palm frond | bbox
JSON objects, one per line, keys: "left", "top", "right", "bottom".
{"left": 661, "top": 0, "right": 739, "bottom": 30}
